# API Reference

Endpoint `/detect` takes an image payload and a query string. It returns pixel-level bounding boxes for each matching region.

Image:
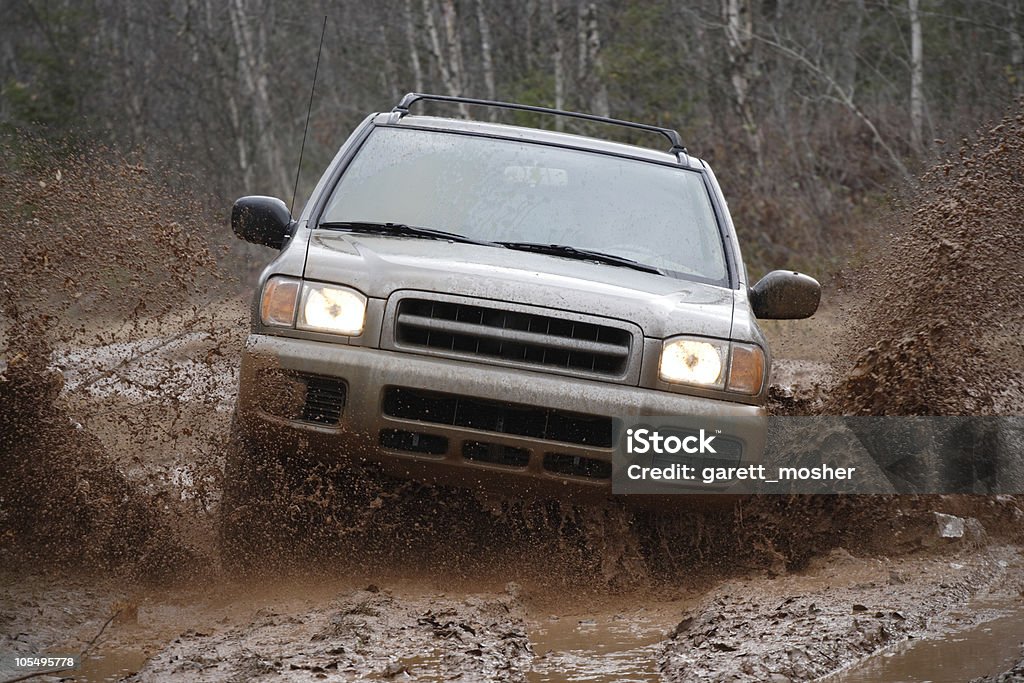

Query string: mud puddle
[525,605,679,682]
[75,650,151,682]
[353,604,676,682]
[33,587,684,683]
[827,597,1024,683]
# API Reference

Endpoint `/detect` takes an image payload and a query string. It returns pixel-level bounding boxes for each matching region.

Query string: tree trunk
[577,2,610,117]
[550,0,566,128]
[404,0,424,93]
[838,0,865,97]
[228,0,290,196]
[422,0,468,116]
[721,0,762,164]
[476,0,497,116]
[379,25,400,101]
[1009,0,1024,95]
[908,0,924,152]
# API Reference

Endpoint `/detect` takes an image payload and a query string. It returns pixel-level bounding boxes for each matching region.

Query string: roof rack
[392,92,688,156]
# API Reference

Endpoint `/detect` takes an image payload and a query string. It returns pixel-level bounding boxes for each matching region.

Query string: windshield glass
[321,127,729,284]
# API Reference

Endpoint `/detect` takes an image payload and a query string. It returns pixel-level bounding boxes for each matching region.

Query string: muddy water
[43,590,683,682]
[526,605,680,682]
[76,650,151,682]
[829,600,1024,683]
[365,608,676,682]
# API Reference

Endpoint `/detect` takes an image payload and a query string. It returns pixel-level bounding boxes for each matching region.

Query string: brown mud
[824,106,1024,417]
[2,104,1024,681]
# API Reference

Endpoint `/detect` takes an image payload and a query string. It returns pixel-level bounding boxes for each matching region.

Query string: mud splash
[0,139,233,580]
[827,103,1024,417]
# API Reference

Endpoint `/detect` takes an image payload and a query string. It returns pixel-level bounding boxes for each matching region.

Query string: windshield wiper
[497,242,666,276]
[318,221,499,247]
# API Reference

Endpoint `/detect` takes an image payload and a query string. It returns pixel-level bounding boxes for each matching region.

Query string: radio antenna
[291,15,328,215]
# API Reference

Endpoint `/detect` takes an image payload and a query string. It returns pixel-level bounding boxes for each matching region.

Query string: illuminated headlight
[658,337,766,395]
[297,282,366,336]
[659,337,727,388]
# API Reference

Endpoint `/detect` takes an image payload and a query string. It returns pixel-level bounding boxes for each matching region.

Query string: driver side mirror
[231,196,293,249]
[750,270,821,319]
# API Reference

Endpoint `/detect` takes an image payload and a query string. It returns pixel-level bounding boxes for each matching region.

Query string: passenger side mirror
[750,270,821,319]
[231,196,293,249]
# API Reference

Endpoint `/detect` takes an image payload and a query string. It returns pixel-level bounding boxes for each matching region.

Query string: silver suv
[224,93,819,509]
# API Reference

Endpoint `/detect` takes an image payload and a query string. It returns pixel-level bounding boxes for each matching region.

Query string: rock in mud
[936,512,966,538]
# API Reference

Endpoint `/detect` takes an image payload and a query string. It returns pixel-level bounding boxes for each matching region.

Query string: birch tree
[404,0,424,93]
[422,0,469,116]
[476,0,497,115]
[721,0,762,164]
[908,0,925,152]
[1009,0,1024,95]
[577,2,610,117]
[550,0,567,127]
[228,0,290,196]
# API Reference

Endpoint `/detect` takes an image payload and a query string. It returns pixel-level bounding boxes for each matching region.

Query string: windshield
[321,127,729,284]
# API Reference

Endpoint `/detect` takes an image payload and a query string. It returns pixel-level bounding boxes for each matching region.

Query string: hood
[303,231,736,339]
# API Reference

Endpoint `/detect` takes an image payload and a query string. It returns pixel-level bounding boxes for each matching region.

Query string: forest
[3,0,1022,274]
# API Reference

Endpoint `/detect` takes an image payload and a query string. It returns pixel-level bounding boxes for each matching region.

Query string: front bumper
[236,334,767,498]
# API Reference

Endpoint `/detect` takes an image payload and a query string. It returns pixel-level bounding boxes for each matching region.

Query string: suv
[223,93,819,518]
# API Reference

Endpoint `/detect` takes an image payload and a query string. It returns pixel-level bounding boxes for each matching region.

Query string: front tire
[218,419,295,576]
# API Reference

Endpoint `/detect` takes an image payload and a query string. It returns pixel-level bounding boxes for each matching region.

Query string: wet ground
[4,538,1024,681]
[2,322,1024,682]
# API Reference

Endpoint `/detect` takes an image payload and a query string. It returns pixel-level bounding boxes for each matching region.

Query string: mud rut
[2,107,1024,681]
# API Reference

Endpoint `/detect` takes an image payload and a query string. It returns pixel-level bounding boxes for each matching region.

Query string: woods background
[2,0,1022,276]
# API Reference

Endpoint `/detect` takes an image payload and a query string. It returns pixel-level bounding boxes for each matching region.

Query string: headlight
[297,282,366,336]
[260,276,300,327]
[659,337,766,394]
[659,337,726,388]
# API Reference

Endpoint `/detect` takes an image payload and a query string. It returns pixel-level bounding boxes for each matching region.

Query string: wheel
[218,418,296,576]
[218,417,386,576]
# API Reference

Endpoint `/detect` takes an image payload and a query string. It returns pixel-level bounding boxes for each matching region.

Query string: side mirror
[231,196,293,249]
[750,270,821,319]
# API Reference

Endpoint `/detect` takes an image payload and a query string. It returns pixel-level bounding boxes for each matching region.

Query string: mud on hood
[303,231,736,340]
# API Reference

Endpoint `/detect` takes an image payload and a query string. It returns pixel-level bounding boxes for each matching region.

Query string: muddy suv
[224,93,819,512]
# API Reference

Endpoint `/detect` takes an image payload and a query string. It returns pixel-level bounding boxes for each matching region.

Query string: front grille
[392,297,633,378]
[300,374,347,425]
[379,429,448,456]
[650,429,743,469]
[543,453,612,479]
[383,387,612,448]
[462,441,531,468]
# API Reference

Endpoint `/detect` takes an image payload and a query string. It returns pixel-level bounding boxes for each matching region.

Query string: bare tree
[1009,0,1024,95]
[476,0,497,114]
[404,0,424,93]
[909,0,925,151]
[577,2,610,117]
[422,0,469,116]
[550,0,567,127]
[228,0,290,196]
[721,0,762,164]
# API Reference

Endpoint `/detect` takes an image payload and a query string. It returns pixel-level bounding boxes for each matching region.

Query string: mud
[2,103,1024,681]
[660,545,1024,681]
[825,105,1024,417]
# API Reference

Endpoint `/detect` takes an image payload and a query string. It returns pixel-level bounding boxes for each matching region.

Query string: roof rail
[392,92,688,156]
